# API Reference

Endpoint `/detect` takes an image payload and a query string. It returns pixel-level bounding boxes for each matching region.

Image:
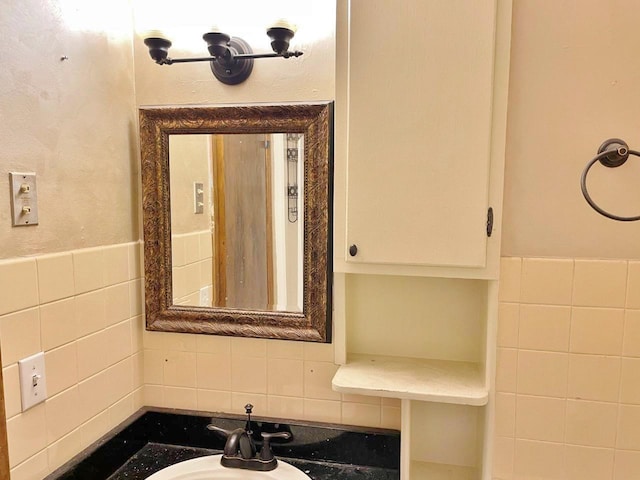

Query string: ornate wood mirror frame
[139,103,333,342]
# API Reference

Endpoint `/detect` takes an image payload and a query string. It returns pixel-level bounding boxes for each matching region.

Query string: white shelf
[332,355,488,406]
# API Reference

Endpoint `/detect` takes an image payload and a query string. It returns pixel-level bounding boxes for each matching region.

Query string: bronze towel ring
[580,138,640,222]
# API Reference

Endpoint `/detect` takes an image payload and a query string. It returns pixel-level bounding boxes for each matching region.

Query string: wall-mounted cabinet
[332,0,512,479]
[334,0,512,280]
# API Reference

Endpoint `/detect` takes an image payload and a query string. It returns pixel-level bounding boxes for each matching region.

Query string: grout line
[613,350,625,461]
[510,257,523,478]
[562,259,577,447]
[624,260,630,309]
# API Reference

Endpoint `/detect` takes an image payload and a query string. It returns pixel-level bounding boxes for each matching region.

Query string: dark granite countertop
[46,408,400,480]
[108,443,399,480]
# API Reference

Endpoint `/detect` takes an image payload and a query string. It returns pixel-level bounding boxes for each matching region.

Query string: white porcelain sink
[146,455,312,480]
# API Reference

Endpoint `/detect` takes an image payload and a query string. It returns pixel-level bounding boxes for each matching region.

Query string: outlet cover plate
[18,352,47,411]
[199,286,211,306]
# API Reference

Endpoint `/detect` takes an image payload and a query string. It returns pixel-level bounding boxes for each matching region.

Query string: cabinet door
[346,0,497,268]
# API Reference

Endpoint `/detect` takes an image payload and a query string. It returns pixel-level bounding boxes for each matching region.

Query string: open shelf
[332,354,488,406]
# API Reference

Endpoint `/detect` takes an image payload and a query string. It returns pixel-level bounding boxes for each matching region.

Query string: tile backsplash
[142,333,401,431]
[0,242,145,480]
[494,257,640,480]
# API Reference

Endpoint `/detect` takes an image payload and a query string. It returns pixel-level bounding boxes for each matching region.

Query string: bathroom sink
[146,455,312,480]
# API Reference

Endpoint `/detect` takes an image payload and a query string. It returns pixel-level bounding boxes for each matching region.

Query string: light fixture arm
[153,51,303,66]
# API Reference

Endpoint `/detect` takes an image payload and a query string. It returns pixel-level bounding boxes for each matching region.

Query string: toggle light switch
[18,352,47,411]
[9,172,39,226]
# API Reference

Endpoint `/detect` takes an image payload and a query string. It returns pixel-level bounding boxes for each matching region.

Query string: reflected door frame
[211,134,275,309]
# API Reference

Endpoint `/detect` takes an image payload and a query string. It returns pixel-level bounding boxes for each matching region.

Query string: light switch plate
[9,172,39,226]
[18,352,47,411]
[194,182,204,214]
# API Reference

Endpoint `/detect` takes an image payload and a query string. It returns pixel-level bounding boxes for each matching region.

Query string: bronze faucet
[207,404,292,472]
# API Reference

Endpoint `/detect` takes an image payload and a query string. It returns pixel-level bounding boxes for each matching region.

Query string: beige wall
[0,0,139,259]
[502,0,640,260]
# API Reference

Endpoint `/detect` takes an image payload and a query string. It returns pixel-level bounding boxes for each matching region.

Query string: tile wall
[172,230,213,306]
[0,242,145,480]
[1,238,400,480]
[142,333,401,431]
[11,250,640,479]
[494,257,640,480]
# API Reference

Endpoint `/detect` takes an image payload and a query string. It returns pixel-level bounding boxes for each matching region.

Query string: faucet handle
[206,424,234,437]
[262,431,292,440]
[259,431,292,462]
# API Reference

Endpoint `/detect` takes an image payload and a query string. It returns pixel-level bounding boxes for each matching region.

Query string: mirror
[169,133,304,313]
[139,103,333,342]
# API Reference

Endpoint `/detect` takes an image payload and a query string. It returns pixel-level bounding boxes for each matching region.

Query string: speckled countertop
[108,443,399,480]
[46,408,400,480]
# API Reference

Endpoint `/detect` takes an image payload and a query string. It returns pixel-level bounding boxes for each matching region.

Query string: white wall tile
[520,258,573,305]
[6,404,47,467]
[1,308,41,367]
[570,307,624,355]
[0,259,38,316]
[40,298,77,351]
[37,253,74,305]
[3,365,21,420]
[72,248,106,295]
[572,260,627,308]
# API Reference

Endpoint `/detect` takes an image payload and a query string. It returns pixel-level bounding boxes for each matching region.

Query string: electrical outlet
[199,286,211,306]
[18,352,47,411]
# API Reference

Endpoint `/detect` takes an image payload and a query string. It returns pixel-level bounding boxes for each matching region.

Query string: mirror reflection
[169,133,304,312]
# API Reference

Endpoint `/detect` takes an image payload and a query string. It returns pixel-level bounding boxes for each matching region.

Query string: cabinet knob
[349,244,358,257]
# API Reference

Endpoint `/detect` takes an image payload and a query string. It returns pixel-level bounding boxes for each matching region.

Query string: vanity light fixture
[143,21,303,85]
